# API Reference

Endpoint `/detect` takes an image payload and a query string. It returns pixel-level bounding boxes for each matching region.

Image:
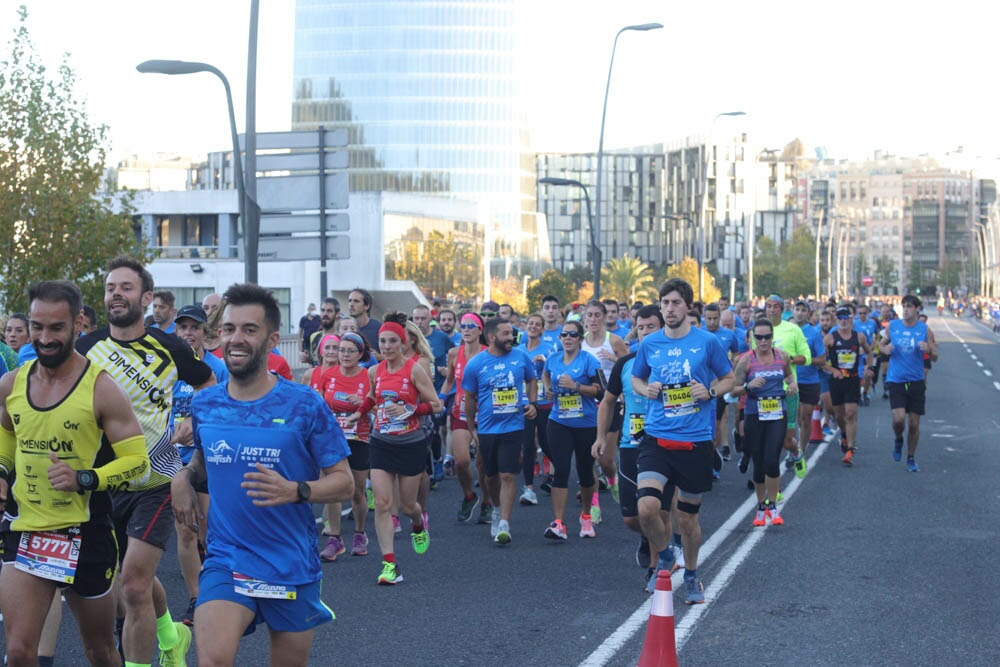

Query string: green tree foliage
[906,261,923,293]
[664,257,721,304]
[873,254,896,293]
[526,269,573,312]
[938,260,962,293]
[384,229,482,300]
[600,255,659,305]
[751,228,822,299]
[0,7,149,314]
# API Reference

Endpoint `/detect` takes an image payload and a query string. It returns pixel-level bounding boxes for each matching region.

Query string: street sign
[259,213,349,235]
[246,129,348,151]
[862,276,874,286]
[256,151,349,172]
[254,235,350,262]
[256,173,348,212]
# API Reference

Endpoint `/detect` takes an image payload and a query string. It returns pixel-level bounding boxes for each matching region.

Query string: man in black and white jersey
[76,256,215,667]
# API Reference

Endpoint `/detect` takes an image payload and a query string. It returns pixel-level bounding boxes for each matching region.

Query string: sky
[7,0,1000,167]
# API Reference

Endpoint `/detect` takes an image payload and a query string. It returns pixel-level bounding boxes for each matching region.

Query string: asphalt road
[6,310,999,665]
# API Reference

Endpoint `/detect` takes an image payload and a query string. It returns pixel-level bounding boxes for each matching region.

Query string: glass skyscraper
[292,0,547,272]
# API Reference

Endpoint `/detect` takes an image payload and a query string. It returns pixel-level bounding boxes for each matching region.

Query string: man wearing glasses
[822,304,874,466]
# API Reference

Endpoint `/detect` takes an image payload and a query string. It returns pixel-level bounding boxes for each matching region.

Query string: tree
[779,227,820,298]
[873,254,896,294]
[752,238,781,298]
[600,254,658,305]
[939,260,962,294]
[664,257,721,303]
[526,269,573,312]
[488,276,528,314]
[565,265,593,289]
[906,261,923,294]
[0,7,151,314]
[576,281,594,304]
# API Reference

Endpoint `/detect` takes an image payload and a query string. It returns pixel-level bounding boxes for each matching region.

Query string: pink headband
[378,322,406,341]
[319,334,340,351]
[460,313,484,329]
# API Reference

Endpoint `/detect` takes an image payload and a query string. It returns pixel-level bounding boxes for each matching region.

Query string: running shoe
[671,542,684,572]
[494,521,511,545]
[609,479,620,504]
[893,439,903,462]
[645,548,676,594]
[539,476,553,494]
[753,502,767,527]
[158,622,191,667]
[579,513,596,538]
[421,512,430,533]
[351,532,368,556]
[457,494,480,523]
[478,504,494,525]
[840,436,849,454]
[366,487,375,511]
[443,456,456,477]
[842,448,854,466]
[712,469,720,481]
[181,597,196,627]
[431,460,445,483]
[392,515,401,534]
[519,487,538,506]
[721,445,731,461]
[411,528,430,555]
[636,535,650,567]
[645,568,656,590]
[822,423,835,436]
[906,457,920,472]
[738,453,750,474]
[377,560,403,585]
[598,475,609,491]
[591,502,602,525]
[793,455,808,479]
[320,535,346,562]
[767,501,784,526]
[490,508,502,538]
[684,576,706,605]
[775,490,784,503]
[882,388,889,400]
[713,448,724,472]
[544,520,568,540]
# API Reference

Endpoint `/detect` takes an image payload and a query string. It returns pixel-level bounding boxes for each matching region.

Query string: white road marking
[985,370,993,377]
[580,437,832,666]
[977,361,984,367]
[931,433,955,438]
[994,382,1000,392]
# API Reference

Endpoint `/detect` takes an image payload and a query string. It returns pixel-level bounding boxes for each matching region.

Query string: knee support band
[676,499,700,515]
[636,486,662,502]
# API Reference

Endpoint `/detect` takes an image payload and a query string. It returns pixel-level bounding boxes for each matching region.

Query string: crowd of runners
[0,255,943,665]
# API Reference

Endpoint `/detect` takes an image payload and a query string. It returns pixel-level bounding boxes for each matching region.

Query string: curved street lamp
[539,177,597,283]
[594,22,663,300]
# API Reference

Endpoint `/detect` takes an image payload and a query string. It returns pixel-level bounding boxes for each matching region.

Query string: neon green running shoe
[411,529,430,555]
[775,490,785,503]
[159,622,191,667]
[591,503,602,525]
[367,487,375,511]
[610,480,620,504]
[377,560,403,585]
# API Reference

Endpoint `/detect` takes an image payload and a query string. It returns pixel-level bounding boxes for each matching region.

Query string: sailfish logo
[206,440,235,464]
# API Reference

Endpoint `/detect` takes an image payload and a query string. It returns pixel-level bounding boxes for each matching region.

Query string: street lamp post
[595,22,662,300]
[539,177,598,291]
[137,59,258,283]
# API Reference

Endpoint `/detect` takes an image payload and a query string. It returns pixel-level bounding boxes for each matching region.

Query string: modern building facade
[290,0,547,274]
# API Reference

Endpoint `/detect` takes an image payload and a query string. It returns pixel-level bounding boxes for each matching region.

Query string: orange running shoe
[842,448,854,466]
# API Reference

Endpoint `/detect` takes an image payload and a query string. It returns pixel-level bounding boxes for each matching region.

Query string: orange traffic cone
[808,406,824,444]
[638,571,679,667]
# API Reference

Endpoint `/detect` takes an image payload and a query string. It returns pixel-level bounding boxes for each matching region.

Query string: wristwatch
[296,481,312,503]
[76,469,98,491]
[709,386,717,398]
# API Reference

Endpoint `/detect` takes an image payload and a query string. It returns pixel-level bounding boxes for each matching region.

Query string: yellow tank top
[5,360,113,531]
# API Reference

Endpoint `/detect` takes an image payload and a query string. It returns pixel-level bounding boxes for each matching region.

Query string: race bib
[15,530,81,584]
[662,382,698,417]
[233,572,297,600]
[336,412,358,438]
[757,396,784,421]
[492,386,518,415]
[377,403,413,434]
[557,393,583,419]
[837,351,857,369]
[628,412,645,446]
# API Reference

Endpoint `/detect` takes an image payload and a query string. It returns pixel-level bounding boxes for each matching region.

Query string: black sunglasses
[559,331,581,338]
[754,333,773,340]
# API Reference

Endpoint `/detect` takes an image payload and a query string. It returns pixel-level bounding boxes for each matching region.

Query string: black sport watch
[296,481,312,503]
[76,469,98,491]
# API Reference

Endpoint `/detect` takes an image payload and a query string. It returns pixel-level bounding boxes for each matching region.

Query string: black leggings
[745,413,785,483]
[546,420,597,489]
[522,407,552,485]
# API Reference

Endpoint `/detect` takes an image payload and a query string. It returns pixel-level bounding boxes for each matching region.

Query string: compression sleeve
[95,434,150,491]
[0,424,14,480]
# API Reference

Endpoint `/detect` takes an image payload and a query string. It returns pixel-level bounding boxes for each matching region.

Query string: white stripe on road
[580,437,832,666]
[977,361,984,367]
[985,370,993,377]
[994,382,1000,392]
[971,354,978,360]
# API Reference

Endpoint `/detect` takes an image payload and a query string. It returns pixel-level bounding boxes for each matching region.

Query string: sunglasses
[836,315,851,320]
[459,323,480,330]
[754,334,773,340]
[480,312,497,318]
[560,331,581,338]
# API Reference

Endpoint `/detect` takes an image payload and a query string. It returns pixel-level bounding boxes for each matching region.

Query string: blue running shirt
[517,339,560,407]
[607,353,644,450]
[545,350,601,427]
[885,320,928,383]
[461,348,536,434]
[631,328,731,442]
[192,379,350,585]
[797,323,826,385]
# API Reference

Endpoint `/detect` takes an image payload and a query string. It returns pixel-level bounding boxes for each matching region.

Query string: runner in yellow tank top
[0,280,148,667]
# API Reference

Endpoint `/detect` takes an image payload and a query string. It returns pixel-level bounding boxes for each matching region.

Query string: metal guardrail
[276,336,308,371]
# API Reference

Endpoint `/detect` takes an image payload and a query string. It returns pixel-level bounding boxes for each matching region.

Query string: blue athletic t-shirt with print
[607,353,644,450]
[517,338,560,407]
[545,350,601,428]
[797,323,826,385]
[461,348,535,434]
[631,327,731,442]
[192,378,350,586]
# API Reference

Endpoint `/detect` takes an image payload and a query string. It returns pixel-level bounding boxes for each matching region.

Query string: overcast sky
[9,0,1000,167]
